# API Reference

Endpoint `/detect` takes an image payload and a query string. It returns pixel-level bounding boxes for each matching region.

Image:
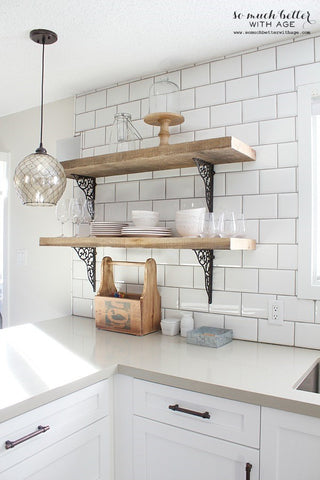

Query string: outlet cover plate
[268,300,284,325]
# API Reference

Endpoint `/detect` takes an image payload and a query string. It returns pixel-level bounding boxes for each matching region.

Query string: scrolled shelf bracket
[73,247,97,292]
[193,249,214,304]
[72,174,96,220]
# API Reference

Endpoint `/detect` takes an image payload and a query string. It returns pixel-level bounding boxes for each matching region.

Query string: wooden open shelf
[39,236,256,250]
[61,136,255,178]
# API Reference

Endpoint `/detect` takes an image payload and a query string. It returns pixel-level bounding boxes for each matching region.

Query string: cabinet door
[0,417,111,480]
[261,407,320,480]
[133,416,259,480]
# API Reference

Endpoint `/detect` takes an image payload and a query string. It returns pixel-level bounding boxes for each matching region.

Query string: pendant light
[14,29,66,206]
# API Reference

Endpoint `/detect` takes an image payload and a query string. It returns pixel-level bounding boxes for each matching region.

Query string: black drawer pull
[168,403,211,419]
[5,425,50,449]
[245,462,252,480]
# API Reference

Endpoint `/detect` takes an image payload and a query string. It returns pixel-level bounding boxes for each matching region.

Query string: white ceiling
[1,0,320,117]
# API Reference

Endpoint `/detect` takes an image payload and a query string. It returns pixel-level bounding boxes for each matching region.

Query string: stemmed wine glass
[56,199,70,237]
[69,198,84,237]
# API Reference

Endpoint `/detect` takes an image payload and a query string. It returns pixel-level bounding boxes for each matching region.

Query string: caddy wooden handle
[107,261,145,267]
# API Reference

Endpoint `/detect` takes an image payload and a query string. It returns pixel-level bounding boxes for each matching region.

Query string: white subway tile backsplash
[243,96,276,123]
[180,288,208,312]
[196,83,225,108]
[259,269,295,295]
[211,56,241,82]
[140,178,165,200]
[242,48,276,75]
[260,219,295,244]
[258,319,294,345]
[166,176,194,199]
[153,199,179,221]
[181,107,210,131]
[277,92,297,118]
[165,265,193,288]
[84,128,105,148]
[243,244,277,269]
[260,168,296,194]
[278,296,314,323]
[86,91,106,111]
[116,181,139,202]
[226,76,258,101]
[242,293,276,318]
[107,84,129,106]
[182,64,209,89]
[226,123,259,145]
[210,291,241,315]
[295,62,320,86]
[278,193,298,218]
[295,323,320,349]
[194,312,224,329]
[226,171,259,195]
[259,68,294,96]
[277,39,314,68]
[243,194,277,219]
[75,111,95,132]
[278,245,298,270]
[211,102,242,127]
[278,142,298,167]
[73,35,320,347]
[243,144,277,171]
[225,316,257,341]
[260,118,295,144]
[225,268,258,292]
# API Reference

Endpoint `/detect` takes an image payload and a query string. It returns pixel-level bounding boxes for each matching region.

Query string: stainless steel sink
[297,361,320,393]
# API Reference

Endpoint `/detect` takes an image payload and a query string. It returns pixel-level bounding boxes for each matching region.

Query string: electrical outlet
[268,300,284,325]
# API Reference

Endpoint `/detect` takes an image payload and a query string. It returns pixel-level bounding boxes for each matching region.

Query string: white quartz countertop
[1,315,320,423]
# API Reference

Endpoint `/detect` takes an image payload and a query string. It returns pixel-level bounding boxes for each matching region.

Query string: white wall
[0,97,74,326]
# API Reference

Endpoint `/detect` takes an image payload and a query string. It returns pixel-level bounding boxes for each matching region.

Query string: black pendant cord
[36,40,46,154]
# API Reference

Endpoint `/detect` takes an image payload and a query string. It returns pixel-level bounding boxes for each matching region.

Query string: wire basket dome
[149,79,180,114]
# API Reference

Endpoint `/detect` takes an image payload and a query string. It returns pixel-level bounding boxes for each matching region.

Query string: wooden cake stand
[144,112,184,146]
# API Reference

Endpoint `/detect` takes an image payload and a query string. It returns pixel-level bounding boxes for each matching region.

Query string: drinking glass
[69,198,84,236]
[201,213,221,238]
[220,212,236,238]
[234,213,246,238]
[56,199,70,237]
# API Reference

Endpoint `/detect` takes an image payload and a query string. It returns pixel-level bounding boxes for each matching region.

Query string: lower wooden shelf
[39,236,256,250]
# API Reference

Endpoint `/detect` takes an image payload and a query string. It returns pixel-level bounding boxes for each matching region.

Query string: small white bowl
[161,318,180,336]
[132,210,160,227]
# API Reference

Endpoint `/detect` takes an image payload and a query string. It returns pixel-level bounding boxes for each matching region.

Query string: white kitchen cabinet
[115,375,259,480]
[133,416,259,480]
[0,417,110,480]
[261,407,320,480]
[0,379,112,480]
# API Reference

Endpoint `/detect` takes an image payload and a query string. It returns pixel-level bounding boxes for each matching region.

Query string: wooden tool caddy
[95,256,161,335]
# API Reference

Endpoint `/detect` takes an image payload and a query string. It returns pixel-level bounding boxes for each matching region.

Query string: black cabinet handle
[245,463,252,480]
[168,403,211,419]
[5,425,50,449]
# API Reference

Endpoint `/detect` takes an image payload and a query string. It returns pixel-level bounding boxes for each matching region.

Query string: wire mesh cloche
[108,113,142,153]
[144,79,184,146]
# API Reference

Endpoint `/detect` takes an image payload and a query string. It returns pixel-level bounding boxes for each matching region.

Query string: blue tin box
[186,326,233,348]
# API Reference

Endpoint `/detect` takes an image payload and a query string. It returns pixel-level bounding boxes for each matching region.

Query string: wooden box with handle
[95,256,161,335]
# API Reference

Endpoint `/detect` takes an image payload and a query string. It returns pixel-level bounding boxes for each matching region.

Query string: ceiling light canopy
[14,29,66,206]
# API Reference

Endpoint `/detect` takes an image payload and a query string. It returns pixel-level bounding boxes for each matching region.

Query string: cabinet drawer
[133,379,260,448]
[0,378,111,473]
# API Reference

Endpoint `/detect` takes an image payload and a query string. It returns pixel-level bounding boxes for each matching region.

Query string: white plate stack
[90,221,128,237]
[121,226,171,237]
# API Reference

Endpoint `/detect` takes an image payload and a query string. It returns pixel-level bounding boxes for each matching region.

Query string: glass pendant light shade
[108,113,142,153]
[14,29,66,206]
[14,152,66,206]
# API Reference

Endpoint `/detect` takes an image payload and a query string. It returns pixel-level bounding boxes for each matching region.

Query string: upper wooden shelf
[39,236,256,250]
[61,136,256,178]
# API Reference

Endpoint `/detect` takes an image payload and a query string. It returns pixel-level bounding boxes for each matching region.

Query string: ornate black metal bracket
[73,247,96,292]
[72,175,96,220]
[193,158,215,212]
[193,158,216,304]
[193,249,215,304]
